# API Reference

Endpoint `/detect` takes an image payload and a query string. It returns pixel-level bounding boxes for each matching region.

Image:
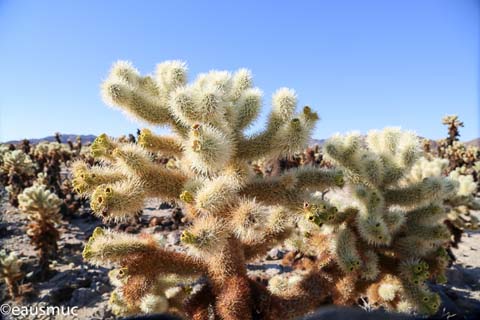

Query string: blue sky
[0,0,478,142]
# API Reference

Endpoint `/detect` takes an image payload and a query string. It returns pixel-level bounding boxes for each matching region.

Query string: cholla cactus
[75,60,344,319]
[32,141,72,187]
[437,115,479,177]
[441,115,463,145]
[29,141,86,216]
[18,183,62,277]
[0,250,23,298]
[2,150,36,206]
[302,128,457,315]
[408,156,480,247]
[445,170,480,245]
[0,144,11,186]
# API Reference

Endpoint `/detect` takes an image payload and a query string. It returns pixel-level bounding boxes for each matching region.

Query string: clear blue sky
[0,0,478,142]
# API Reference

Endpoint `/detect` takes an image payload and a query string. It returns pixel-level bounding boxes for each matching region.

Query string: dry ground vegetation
[0,63,478,320]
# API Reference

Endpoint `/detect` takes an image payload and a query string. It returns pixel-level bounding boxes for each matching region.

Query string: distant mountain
[309,138,326,146]
[466,138,480,147]
[3,134,97,145]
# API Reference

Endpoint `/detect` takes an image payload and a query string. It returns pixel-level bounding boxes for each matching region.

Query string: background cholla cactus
[0,144,11,186]
[19,139,31,154]
[445,170,480,243]
[1,149,36,206]
[27,139,87,217]
[31,141,72,194]
[296,128,457,315]
[75,60,347,319]
[441,115,463,146]
[419,115,480,247]
[0,250,23,299]
[435,115,479,179]
[407,156,480,248]
[18,182,62,278]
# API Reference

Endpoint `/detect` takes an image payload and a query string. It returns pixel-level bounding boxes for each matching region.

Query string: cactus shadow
[247,263,293,273]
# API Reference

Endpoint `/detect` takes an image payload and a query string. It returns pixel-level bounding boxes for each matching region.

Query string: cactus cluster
[71,60,466,319]
[0,250,23,299]
[32,141,72,193]
[1,149,36,206]
[1,137,89,216]
[436,115,479,179]
[75,60,348,319]
[422,115,480,245]
[286,128,456,315]
[18,182,62,278]
[410,157,480,246]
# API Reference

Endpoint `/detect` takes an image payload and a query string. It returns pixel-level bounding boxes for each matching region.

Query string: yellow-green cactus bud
[91,133,117,159]
[399,259,430,285]
[180,190,194,203]
[303,201,338,227]
[180,230,196,245]
[302,105,319,122]
[83,227,106,260]
[137,128,154,147]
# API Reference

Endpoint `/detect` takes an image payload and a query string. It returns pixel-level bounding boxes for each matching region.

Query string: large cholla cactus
[18,183,62,277]
[305,128,457,315]
[1,150,36,206]
[74,60,344,319]
[0,250,23,298]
